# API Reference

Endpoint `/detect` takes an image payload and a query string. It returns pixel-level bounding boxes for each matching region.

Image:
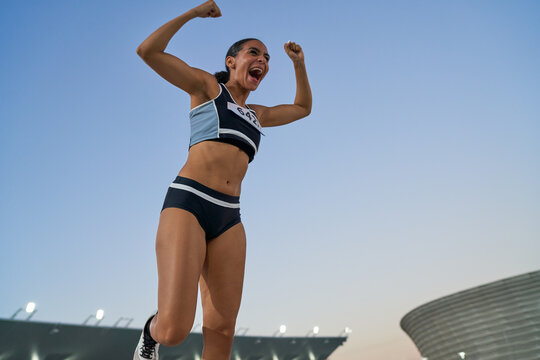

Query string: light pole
[305,325,320,337]
[10,302,37,320]
[26,302,37,320]
[338,326,352,337]
[83,309,105,326]
[272,324,287,336]
[113,317,134,327]
[235,327,249,335]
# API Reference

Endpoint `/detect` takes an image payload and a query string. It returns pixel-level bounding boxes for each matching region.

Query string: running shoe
[134,313,160,360]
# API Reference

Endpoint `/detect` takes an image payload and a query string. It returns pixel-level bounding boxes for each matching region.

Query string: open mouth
[248,67,263,82]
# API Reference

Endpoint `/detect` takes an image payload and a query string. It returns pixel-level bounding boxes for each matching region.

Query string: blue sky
[1,1,539,359]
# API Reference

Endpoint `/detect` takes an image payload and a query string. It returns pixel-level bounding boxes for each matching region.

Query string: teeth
[250,68,263,74]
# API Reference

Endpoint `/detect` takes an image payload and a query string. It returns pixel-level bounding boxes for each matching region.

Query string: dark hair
[214,38,261,83]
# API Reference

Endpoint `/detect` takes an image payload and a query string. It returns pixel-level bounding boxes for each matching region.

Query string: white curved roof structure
[401,270,540,360]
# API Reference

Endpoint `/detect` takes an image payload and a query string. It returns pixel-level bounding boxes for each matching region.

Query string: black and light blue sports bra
[189,83,264,162]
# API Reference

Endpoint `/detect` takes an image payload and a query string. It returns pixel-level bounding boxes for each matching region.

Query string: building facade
[401,270,540,360]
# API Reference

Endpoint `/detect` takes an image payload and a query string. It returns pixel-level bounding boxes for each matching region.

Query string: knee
[155,321,192,347]
[203,319,236,340]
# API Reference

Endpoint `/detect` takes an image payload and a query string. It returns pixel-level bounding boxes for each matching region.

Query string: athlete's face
[227,40,269,91]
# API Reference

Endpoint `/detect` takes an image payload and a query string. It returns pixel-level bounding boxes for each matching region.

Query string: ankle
[144,314,157,343]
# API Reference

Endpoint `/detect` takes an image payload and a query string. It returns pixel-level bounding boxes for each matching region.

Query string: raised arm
[250,41,312,127]
[136,1,221,99]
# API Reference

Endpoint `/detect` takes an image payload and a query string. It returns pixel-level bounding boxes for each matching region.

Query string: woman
[134,1,311,359]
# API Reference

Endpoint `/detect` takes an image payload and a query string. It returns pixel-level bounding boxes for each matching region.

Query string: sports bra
[189,83,264,163]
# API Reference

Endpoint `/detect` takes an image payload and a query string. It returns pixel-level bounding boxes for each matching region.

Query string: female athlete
[134,1,311,359]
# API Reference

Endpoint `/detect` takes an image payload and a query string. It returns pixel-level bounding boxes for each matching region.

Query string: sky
[1,0,539,359]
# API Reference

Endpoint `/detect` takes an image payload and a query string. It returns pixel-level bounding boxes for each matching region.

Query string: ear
[225,56,236,70]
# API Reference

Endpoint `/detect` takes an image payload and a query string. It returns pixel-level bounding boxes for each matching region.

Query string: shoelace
[140,331,157,359]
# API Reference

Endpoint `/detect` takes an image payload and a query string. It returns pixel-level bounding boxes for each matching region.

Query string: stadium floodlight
[11,302,38,320]
[272,324,287,336]
[25,302,38,321]
[305,325,320,336]
[26,302,36,313]
[83,309,105,326]
[95,309,105,325]
[338,326,353,337]
[458,352,466,359]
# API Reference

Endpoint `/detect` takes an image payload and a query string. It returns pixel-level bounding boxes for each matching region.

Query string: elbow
[303,104,312,118]
[136,46,147,58]
[294,103,311,118]
[136,45,155,59]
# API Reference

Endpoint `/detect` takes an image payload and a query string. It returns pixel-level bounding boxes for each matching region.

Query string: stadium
[400,270,540,360]
[0,317,347,360]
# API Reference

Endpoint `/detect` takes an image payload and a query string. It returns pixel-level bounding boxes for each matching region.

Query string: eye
[250,49,257,55]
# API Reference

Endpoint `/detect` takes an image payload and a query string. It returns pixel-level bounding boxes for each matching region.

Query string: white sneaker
[134,314,160,360]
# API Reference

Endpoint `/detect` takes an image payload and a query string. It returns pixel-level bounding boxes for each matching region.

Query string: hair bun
[214,70,229,83]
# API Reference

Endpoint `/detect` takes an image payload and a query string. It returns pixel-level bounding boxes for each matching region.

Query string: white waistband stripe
[169,183,240,209]
[218,128,258,154]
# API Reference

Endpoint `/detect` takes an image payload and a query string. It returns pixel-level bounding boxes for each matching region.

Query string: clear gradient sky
[1,1,539,359]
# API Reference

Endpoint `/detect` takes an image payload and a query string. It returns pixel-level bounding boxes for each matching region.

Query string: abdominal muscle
[178,141,250,196]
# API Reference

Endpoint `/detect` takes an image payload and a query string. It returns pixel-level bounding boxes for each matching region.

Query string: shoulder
[247,103,268,118]
[247,103,274,127]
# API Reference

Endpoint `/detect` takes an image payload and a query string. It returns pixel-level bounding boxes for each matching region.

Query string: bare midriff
[178,141,250,196]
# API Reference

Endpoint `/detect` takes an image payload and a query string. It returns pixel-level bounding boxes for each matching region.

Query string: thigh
[155,207,207,331]
[200,222,247,329]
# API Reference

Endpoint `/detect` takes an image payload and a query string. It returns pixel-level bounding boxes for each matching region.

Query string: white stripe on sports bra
[218,128,258,155]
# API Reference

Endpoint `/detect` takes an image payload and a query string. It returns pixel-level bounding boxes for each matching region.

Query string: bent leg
[149,207,207,346]
[200,222,247,360]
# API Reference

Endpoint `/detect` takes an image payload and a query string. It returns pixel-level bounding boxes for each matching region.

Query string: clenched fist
[284,41,304,63]
[192,0,222,18]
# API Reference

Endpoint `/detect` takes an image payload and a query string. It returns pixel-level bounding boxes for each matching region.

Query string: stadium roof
[0,319,347,360]
[401,270,540,360]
